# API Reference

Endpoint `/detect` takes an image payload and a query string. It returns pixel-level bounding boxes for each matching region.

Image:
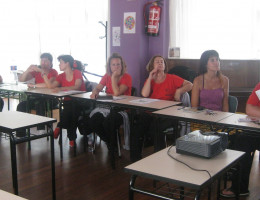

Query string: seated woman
[46,55,86,147]
[131,55,193,162]
[89,53,132,149]
[16,53,58,136]
[191,50,229,111]
[221,82,260,198]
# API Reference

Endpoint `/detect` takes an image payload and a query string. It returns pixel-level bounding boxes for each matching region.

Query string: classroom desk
[0,111,56,199]
[70,93,181,167]
[25,88,86,159]
[217,113,260,136]
[71,92,181,111]
[0,83,28,110]
[125,146,245,200]
[0,189,28,200]
[153,106,235,126]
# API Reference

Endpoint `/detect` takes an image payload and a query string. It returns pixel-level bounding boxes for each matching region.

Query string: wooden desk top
[125,147,245,189]
[71,92,181,111]
[153,106,234,123]
[218,113,260,131]
[0,189,28,200]
[0,111,56,132]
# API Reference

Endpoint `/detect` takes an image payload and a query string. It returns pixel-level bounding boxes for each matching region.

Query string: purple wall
[110,0,169,95]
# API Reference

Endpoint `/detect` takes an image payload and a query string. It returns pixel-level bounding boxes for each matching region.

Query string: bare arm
[90,83,105,99]
[246,103,260,118]
[141,69,157,97]
[111,72,129,96]
[222,76,229,112]
[19,65,35,82]
[174,80,193,101]
[54,79,83,91]
[191,77,200,108]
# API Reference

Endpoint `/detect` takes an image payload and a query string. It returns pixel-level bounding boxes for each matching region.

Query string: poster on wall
[112,27,121,46]
[123,12,136,34]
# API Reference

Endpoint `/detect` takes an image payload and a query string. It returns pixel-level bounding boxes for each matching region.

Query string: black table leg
[9,133,18,195]
[49,126,56,200]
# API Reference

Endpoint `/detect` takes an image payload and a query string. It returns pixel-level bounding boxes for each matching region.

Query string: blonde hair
[146,55,168,73]
[106,53,127,76]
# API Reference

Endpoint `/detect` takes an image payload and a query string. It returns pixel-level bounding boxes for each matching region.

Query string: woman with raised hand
[131,55,193,162]
[89,53,132,149]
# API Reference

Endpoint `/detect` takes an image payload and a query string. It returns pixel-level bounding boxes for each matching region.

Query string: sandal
[220,188,249,198]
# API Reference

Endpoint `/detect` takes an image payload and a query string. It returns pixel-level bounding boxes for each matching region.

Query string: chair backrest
[84,81,98,92]
[131,87,136,96]
[168,65,197,83]
[228,95,238,113]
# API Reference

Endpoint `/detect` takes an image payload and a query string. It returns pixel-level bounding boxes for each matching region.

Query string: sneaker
[53,127,60,139]
[220,188,249,198]
[69,140,75,147]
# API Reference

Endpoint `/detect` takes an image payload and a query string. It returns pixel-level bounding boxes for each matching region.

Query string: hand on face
[149,68,159,80]
[110,58,122,78]
[28,65,41,73]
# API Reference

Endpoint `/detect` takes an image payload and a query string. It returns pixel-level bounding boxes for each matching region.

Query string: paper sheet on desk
[238,116,260,123]
[129,98,160,104]
[97,96,126,102]
[58,90,84,95]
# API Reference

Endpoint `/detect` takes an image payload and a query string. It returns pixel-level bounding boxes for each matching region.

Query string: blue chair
[228,95,238,113]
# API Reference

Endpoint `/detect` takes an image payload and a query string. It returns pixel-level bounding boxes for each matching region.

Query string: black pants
[89,111,123,145]
[57,100,82,141]
[130,112,175,162]
[0,98,3,112]
[231,133,260,193]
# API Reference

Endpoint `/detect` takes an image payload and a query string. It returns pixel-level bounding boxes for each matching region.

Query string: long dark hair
[57,55,83,71]
[199,50,219,75]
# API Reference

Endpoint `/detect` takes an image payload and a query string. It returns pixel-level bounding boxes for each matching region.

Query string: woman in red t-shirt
[45,55,86,147]
[131,55,193,162]
[89,53,132,149]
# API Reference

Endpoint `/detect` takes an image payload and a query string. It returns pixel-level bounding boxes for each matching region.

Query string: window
[169,0,260,59]
[0,0,108,83]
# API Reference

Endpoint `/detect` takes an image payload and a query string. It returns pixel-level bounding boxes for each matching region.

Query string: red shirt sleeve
[247,82,260,106]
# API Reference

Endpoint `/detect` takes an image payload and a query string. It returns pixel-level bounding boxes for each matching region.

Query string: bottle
[10,65,18,84]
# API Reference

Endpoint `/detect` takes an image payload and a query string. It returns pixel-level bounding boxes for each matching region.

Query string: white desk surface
[71,92,181,110]
[0,189,28,200]
[0,111,56,131]
[0,83,28,92]
[25,88,85,97]
[218,113,260,130]
[153,106,234,123]
[125,147,244,189]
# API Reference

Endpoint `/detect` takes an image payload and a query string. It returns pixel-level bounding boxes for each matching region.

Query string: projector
[176,130,228,158]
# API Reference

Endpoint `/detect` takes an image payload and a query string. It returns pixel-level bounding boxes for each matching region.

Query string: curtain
[0,0,108,82]
[169,0,260,59]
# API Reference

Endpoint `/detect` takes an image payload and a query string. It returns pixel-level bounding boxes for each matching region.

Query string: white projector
[176,130,228,158]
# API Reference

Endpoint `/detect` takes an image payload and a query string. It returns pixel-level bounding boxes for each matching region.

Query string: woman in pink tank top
[191,50,229,111]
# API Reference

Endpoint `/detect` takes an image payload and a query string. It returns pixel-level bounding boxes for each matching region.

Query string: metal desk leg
[49,126,56,200]
[194,190,201,200]
[129,175,137,200]
[9,134,18,195]
[58,100,63,160]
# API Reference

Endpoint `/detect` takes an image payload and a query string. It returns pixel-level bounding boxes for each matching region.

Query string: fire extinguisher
[144,0,162,36]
